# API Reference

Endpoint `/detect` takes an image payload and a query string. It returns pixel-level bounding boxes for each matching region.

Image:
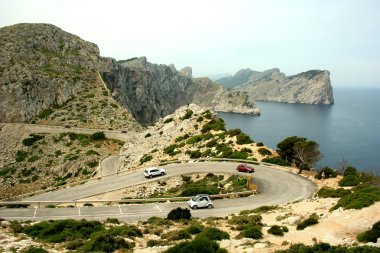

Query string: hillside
[216,68,334,105]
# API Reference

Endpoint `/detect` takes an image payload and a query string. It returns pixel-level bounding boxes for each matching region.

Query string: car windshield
[144,170,148,173]
[191,195,201,201]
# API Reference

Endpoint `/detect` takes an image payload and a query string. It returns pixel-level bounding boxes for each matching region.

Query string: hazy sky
[1,0,380,87]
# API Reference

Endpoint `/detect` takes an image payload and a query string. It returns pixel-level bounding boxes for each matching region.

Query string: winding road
[0,162,316,221]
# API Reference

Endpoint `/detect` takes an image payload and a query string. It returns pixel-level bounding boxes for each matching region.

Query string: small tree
[293,140,322,174]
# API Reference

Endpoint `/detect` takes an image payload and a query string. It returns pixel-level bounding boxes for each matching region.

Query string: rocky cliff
[100,57,259,125]
[217,68,334,105]
[0,23,100,122]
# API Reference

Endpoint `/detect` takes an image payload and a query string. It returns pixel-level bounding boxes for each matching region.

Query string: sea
[218,88,380,173]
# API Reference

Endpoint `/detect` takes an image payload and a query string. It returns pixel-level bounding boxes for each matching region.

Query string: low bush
[331,186,380,210]
[258,148,272,156]
[79,232,134,252]
[240,205,278,215]
[189,150,202,159]
[236,132,254,144]
[144,216,173,227]
[314,167,338,180]
[181,186,219,196]
[240,226,263,239]
[164,237,227,253]
[175,134,189,142]
[140,154,153,164]
[90,131,105,141]
[201,119,226,133]
[23,246,49,253]
[22,134,44,146]
[228,215,262,228]
[226,129,242,136]
[161,229,191,241]
[276,243,380,253]
[268,225,288,236]
[181,109,193,120]
[261,156,291,166]
[38,108,54,119]
[317,187,351,198]
[344,166,358,176]
[167,207,191,221]
[196,227,230,240]
[23,219,104,243]
[147,239,166,247]
[145,133,151,138]
[256,142,264,146]
[296,214,319,230]
[10,221,23,234]
[109,225,142,238]
[16,150,28,162]
[105,218,119,224]
[186,135,203,144]
[186,223,204,235]
[229,151,249,159]
[357,220,380,243]
[163,117,173,123]
[339,174,360,186]
[196,116,204,122]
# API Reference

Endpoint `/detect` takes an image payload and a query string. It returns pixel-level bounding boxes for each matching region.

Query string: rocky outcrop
[216,68,259,89]
[217,68,334,105]
[100,57,259,125]
[0,23,100,122]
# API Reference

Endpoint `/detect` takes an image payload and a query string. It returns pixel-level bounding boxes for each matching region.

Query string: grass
[239,205,278,215]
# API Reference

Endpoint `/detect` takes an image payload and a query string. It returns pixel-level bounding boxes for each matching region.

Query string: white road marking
[33,207,38,218]
[78,207,81,216]
[154,203,163,212]
[119,205,123,214]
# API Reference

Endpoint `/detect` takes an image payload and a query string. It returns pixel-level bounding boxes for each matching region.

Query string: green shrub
[79,232,134,252]
[339,175,360,186]
[175,134,189,142]
[145,133,151,138]
[226,129,242,136]
[331,186,380,210]
[344,166,358,176]
[196,227,230,240]
[181,109,193,120]
[22,134,44,146]
[145,216,173,226]
[164,117,173,123]
[105,218,119,224]
[23,246,49,253]
[147,239,166,247]
[317,187,351,198]
[228,215,262,227]
[90,131,105,141]
[38,108,54,119]
[186,135,203,144]
[296,214,319,230]
[181,186,219,196]
[162,229,191,241]
[164,237,227,253]
[206,139,218,148]
[45,204,56,208]
[28,155,40,162]
[83,203,93,207]
[167,207,191,221]
[261,156,291,166]
[268,225,288,236]
[140,154,153,164]
[258,148,272,156]
[241,147,252,153]
[189,150,202,159]
[86,161,98,168]
[196,116,204,122]
[315,167,338,179]
[15,150,28,162]
[275,243,380,253]
[241,226,263,239]
[10,221,23,234]
[186,223,204,235]
[256,142,264,146]
[23,219,104,243]
[108,225,142,238]
[102,91,109,96]
[85,150,100,156]
[0,166,16,178]
[164,144,178,155]
[201,119,226,133]
[229,151,249,159]
[357,220,380,243]
[236,133,253,144]
[239,205,278,215]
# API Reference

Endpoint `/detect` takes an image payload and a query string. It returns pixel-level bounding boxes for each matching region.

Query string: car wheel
[149,175,152,178]
[192,205,198,210]
[207,204,213,209]
[161,172,165,176]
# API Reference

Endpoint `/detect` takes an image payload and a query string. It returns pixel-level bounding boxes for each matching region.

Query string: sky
[1,0,380,87]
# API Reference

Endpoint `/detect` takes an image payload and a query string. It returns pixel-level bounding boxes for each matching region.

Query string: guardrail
[0,190,256,208]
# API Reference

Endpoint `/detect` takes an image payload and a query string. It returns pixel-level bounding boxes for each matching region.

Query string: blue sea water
[218,88,380,173]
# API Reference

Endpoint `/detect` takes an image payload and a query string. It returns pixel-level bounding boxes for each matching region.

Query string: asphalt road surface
[0,162,316,221]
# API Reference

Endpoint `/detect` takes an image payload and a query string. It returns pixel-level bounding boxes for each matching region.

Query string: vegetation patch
[296,214,319,230]
[22,134,45,146]
[331,186,380,211]
[258,147,272,156]
[164,236,227,253]
[140,154,153,164]
[196,227,230,240]
[314,167,338,179]
[261,156,291,166]
[357,220,380,243]
[317,187,351,198]
[181,109,193,120]
[239,205,278,215]
[201,119,226,133]
[167,207,191,221]
[268,225,288,236]
[275,243,380,253]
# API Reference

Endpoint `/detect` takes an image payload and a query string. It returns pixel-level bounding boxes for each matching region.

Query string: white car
[187,194,213,209]
[144,167,166,178]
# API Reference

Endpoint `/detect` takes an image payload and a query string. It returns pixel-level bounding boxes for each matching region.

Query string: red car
[236,164,255,173]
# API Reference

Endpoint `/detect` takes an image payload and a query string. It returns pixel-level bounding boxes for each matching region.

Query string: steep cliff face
[100,58,259,125]
[216,68,258,89]
[217,68,334,105]
[0,23,100,122]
